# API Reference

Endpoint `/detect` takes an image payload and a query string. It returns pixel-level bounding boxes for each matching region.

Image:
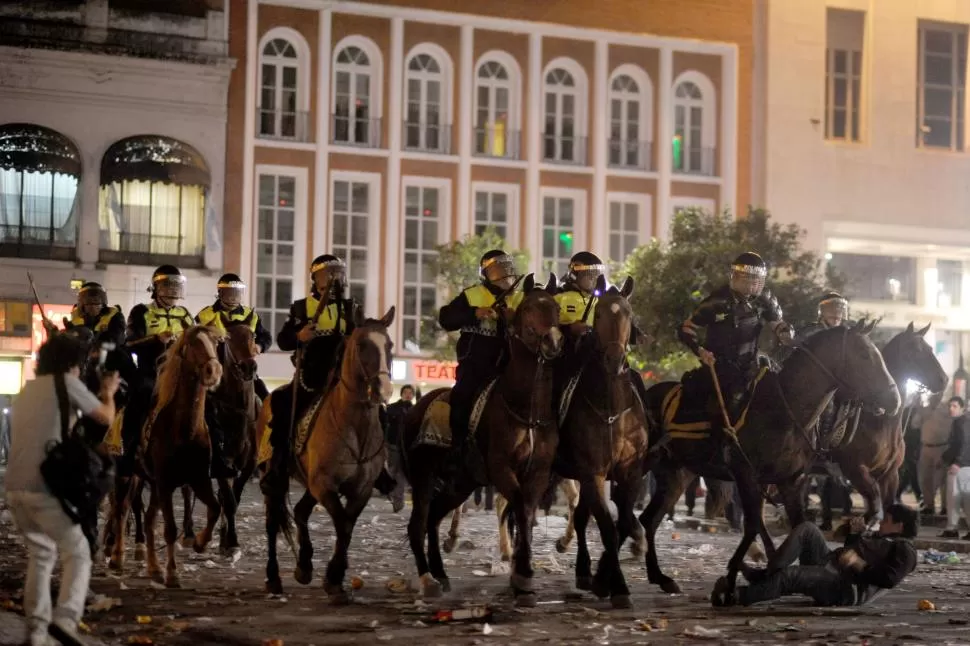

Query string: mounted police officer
[65,282,126,347]
[678,252,793,439]
[439,249,520,450]
[123,266,235,478]
[797,291,850,343]
[196,273,273,401]
[261,254,361,488]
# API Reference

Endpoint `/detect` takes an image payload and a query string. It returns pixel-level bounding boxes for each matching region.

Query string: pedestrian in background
[385,384,415,512]
[940,396,970,539]
[5,333,119,646]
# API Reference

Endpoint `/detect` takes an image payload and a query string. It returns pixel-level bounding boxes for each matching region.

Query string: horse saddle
[663,367,769,440]
[819,401,862,451]
[414,379,499,449]
[293,391,327,457]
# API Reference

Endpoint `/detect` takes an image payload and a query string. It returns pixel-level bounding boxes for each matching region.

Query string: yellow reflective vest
[142,304,193,337]
[197,305,260,333]
[556,289,596,325]
[70,305,121,333]
[306,295,347,335]
[461,284,523,336]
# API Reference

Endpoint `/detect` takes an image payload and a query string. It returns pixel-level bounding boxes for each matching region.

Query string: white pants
[946,467,970,531]
[6,490,91,640]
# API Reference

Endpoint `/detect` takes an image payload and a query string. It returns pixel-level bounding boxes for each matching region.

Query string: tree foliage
[416,228,530,361]
[617,207,845,376]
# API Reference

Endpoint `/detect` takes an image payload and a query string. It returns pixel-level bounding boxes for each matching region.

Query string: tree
[416,228,530,361]
[617,207,845,380]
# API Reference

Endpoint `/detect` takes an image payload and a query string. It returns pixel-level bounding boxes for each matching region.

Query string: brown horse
[140,325,225,588]
[180,312,263,555]
[556,275,649,608]
[402,274,562,606]
[639,321,900,603]
[262,308,395,603]
[821,322,947,527]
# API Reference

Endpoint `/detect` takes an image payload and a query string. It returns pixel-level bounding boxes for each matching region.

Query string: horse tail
[266,490,298,561]
[540,473,562,514]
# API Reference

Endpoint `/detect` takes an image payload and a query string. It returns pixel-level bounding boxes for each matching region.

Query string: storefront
[390,358,457,400]
[0,299,73,394]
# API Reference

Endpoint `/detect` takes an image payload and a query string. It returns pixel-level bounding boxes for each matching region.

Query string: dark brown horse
[556,275,649,609]
[181,312,263,555]
[639,321,900,603]
[820,322,947,527]
[261,308,395,603]
[141,325,225,587]
[402,274,562,607]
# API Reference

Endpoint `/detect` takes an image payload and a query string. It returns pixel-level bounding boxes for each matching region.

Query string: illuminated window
[543,59,588,164]
[672,71,716,176]
[474,53,521,159]
[917,21,968,150]
[333,38,382,147]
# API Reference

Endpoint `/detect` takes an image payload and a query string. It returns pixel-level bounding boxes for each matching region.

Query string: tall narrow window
[404,49,450,153]
[333,44,377,146]
[825,8,865,142]
[672,81,710,175]
[544,64,587,164]
[608,201,640,262]
[474,190,509,240]
[918,21,968,150]
[259,38,303,140]
[609,75,644,168]
[255,174,296,343]
[542,195,575,277]
[475,58,519,158]
[331,179,370,305]
[402,185,441,349]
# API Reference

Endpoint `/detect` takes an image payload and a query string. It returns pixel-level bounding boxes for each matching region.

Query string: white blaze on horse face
[610,302,621,314]
[367,330,393,401]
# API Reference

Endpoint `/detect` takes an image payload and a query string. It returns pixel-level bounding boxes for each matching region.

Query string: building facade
[756,0,970,376]
[226,0,754,386]
[0,0,233,394]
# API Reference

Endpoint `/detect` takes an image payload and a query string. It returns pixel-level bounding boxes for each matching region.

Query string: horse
[262,308,395,603]
[555,276,649,608]
[819,322,948,527]
[402,274,562,606]
[638,321,900,603]
[178,312,263,555]
[139,325,225,588]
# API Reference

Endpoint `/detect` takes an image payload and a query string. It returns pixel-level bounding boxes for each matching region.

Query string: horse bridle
[340,331,391,405]
[793,326,896,404]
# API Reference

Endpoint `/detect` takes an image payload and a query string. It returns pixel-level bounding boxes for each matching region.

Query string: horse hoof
[439,577,452,593]
[576,576,593,591]
[133,544,147,562]
[629,540,646,558]
[659,579,682,595]
[265,578,284,595]
[181,535,195,549]
[611,594,633,610]
[501,553,511,563]
[510,573,534,594]
[443,537,457,554]
[591,580,610,600]
[324,583,351,605]
[555,538,569,553]
[514,592,538,608]
[294,566,313,586]
[108,558,124,573]
[420,573,442,598]
[164,575,181,589]
[192,538,209,555]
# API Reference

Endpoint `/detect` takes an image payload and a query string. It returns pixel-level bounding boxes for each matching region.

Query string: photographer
[6,333,119,646]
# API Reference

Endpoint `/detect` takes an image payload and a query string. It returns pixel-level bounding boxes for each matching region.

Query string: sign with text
[31,304,74,353]
[412,360,458,383]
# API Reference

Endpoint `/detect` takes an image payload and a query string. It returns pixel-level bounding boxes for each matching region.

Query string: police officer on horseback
[261,254,361,488]
[65,282,126,347]
[439,249,520,450]
[797,291,851,343]
[678,252,793,437]
[196,273,273,401]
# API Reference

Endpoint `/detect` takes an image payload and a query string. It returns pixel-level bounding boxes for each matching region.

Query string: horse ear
[595,274,607,294]
[850,318,864,333]
[380,305,396,328]
[863,319,877,336]
[523,273,535,293]
[620,275,634,299]
[906,321,915,334]
[244,309,255,326]
[917,322,931,337]
[546,272,558,295]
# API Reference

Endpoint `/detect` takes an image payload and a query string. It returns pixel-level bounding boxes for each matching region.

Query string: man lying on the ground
[711,504,918,607]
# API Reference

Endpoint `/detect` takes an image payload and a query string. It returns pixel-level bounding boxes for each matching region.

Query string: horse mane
[154,326,222,410]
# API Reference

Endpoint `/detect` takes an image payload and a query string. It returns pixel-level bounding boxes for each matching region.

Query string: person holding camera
[6,333,120,646]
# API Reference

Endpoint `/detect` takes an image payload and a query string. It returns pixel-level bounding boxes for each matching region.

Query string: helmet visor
[311,261,346,294]
[571,263,607,292]
[730,264,766,297]
[154,274,186,300]
[218,281,245,308]
[78,287,106,310]
[819,296,848,324]
[483,255,518,290]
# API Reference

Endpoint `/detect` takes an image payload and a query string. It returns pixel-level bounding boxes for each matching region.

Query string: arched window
[543,59,588,164]
[0,123,80,260]
[258,33,309,140]
[474,51,522,159]
[672,71,716,176]
[404,45,452,153]
[332,37,382,147]
[608,65,653,170]
[99,136,210,267]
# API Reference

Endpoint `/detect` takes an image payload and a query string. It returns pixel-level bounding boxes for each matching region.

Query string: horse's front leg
[293,489,316,585]
[585,475,632,608]
[319,490,368,605]
[713,463,766,607]
[638,468,691,594]
[839,460,883,524]
[442,503,462,554]
[556,479,580,553]
[217,477,240,556]
[496,494,513,561]
[144,484,163,584]
[190,477,222,554]
[108,476,132,571]
[509,486,538,607]
[181,485,196,548]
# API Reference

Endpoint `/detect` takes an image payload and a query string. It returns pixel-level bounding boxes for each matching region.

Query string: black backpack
[40,373,115,546]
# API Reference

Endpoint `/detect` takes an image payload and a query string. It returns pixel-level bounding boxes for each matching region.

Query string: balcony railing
[0,224,76,261]
[608,139,653,171]
[257,109,311,142]
[331,115,382,148]
[99,233,203,268]
[673,145,717,177]
[543,135,588,165]
[473,125,521,160]
[403,121,452,154]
